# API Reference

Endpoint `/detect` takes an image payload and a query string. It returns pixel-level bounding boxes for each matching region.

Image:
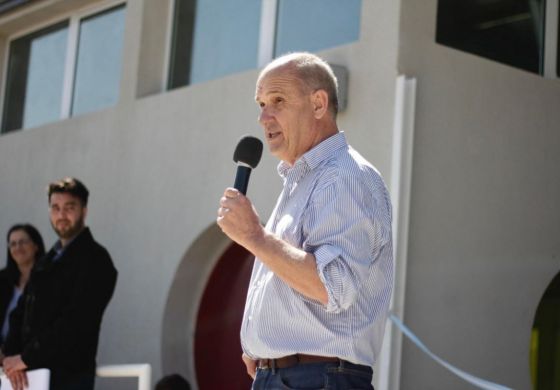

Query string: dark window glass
[274,0,361,56]
[168,0,196,89]
[1,21,68,133]
[436,0,546,74]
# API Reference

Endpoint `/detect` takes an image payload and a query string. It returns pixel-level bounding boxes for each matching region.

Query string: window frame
[543,0,559,77]
[435,0,559,78]
[165,0,195,89]
[0,0,126,133]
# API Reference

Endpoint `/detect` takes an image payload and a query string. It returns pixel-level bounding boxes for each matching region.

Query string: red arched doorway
[194,242,254,389]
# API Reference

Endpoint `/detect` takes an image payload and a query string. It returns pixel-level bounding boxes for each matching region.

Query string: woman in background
[0,224,45,348]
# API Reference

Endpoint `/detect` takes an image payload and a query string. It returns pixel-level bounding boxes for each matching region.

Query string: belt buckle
[259,359,275,369]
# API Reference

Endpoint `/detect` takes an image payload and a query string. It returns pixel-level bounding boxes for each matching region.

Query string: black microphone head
[233,135,263,168]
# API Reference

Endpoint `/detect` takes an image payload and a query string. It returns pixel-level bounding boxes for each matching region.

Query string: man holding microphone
[217,52,393,389]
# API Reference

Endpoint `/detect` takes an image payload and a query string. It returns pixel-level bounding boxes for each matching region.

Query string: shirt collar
[52,240,65,261]
[52,227,85,261]
[277,131,347,179]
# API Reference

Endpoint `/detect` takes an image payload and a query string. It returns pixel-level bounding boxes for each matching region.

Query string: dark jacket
[3,227,117,385]
[0,269,17,345]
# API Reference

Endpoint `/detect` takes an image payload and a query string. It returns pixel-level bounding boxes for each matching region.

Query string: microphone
[233,135,263,195]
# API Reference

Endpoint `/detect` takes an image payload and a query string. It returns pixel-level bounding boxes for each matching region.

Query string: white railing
[96,364,152,390]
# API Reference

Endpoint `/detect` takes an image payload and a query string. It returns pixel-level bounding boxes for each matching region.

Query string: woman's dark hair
[5,224,45,285]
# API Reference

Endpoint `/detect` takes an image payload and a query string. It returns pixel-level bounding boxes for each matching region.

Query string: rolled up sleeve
[303,175,391,313]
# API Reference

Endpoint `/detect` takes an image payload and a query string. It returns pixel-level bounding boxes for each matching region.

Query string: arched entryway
[161,224,254,389]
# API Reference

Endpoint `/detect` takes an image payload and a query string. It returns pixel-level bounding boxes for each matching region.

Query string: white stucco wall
[398,1,560,389]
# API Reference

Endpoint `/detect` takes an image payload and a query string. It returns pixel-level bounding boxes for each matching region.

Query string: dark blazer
[3,227,117,387]
[0,268,17,345]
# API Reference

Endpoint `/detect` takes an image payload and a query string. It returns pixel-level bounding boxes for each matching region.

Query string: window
[2,22,68,132]
[71,6,126,116]
[168,0,362,89]
[436,0,546,74]
[1,3,126,134]
[274,0,361,56]
[168,0,262,88]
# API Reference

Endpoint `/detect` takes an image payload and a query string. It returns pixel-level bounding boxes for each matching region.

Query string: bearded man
[2,177,117,390]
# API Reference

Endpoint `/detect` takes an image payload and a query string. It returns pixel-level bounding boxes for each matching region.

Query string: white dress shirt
[241,132,394,367]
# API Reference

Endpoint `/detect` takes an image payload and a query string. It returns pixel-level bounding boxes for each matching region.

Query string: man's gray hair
[260,52,339,118]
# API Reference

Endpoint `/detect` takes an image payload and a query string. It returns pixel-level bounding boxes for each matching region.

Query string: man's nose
[258,108,273,125]
[52,208,67,217]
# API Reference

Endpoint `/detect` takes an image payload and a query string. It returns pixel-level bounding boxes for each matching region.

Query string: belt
[258,354,340,369]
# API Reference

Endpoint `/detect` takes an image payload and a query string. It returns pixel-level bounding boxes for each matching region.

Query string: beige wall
[398,1,560,389]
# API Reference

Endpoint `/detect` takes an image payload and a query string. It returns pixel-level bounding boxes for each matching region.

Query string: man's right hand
[3,355,29,390]
[242,353,257,379]
[217,188,264,251]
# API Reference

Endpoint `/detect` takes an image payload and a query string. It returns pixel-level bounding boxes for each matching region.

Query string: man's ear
[311,89,329,119]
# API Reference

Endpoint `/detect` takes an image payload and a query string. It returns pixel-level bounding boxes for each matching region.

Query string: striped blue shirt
[241,132,394,367]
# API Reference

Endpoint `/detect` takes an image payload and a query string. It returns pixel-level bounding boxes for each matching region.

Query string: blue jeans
[252,360,374,390]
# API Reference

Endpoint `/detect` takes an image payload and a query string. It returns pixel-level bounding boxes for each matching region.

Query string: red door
[194,243,254,389]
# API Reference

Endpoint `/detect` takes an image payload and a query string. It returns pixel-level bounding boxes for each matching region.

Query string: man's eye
[274,97,283,103]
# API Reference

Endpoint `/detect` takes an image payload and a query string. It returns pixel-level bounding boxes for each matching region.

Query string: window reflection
[190,0,261,84]
[274,0,361,56]
[168,0,361,89]
[169,0,261,88]
[71,5,126,116]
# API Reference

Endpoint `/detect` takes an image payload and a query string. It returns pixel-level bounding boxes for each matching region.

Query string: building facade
[0,0,558,389]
